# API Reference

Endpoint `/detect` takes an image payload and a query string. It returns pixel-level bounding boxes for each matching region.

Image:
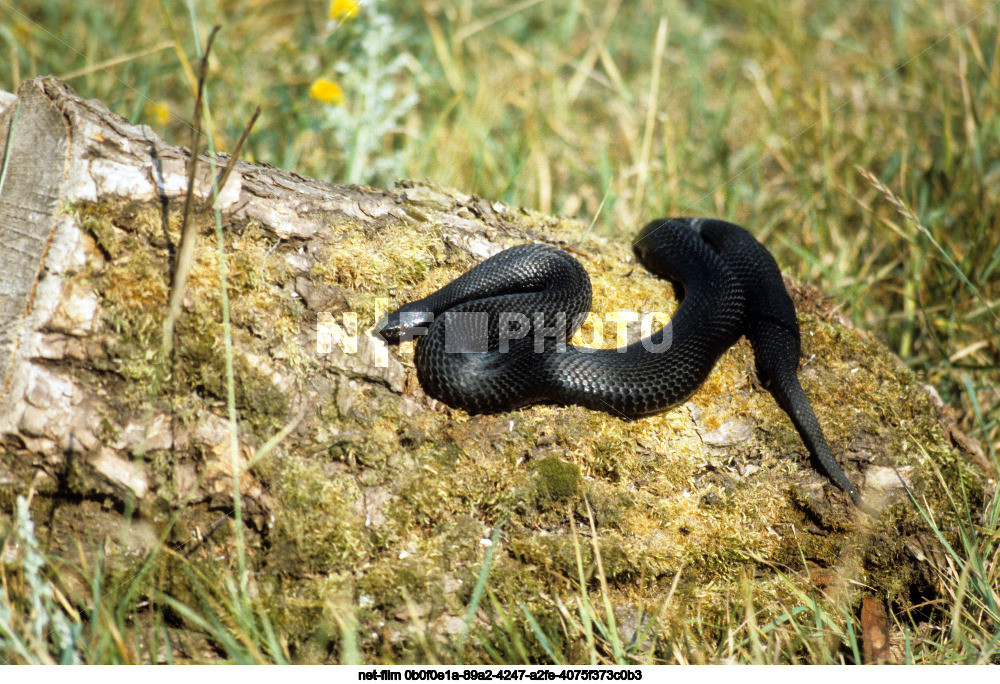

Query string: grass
[1,0,999,664]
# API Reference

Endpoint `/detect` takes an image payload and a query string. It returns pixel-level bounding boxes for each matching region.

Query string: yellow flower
[145,101,171,126]
[309,78,345,105]
[329,0,361,20]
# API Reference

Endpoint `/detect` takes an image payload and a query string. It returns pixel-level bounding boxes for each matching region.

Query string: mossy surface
[4,183,983,662]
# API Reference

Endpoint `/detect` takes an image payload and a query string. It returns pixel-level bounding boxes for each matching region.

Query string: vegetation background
[1,0,997,664]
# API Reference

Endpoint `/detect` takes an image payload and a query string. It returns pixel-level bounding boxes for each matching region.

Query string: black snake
[379,218,861,504]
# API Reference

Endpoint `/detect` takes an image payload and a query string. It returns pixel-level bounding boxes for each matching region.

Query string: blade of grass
[161,24,219,356]
[517,598,562,664]
[568,504,596,664]
[457,519,505,656]
[583,497,623,662]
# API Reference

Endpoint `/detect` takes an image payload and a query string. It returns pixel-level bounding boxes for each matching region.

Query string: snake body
[379,218,860,503]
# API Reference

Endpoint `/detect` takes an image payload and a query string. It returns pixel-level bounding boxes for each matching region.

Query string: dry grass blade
[635,17,668,213]
[60,41,175,80]
[215,104,261,197]
[161,25,220,356]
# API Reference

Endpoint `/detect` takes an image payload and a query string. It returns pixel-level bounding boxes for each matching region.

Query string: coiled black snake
[379,218,861,504]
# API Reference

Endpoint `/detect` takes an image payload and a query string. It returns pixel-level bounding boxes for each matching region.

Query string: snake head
[376,308,434,345]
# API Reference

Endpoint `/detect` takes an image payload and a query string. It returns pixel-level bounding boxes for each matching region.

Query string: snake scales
[379,218,861,504]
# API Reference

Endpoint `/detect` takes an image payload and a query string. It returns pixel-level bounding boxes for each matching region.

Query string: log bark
[0,77,987,657]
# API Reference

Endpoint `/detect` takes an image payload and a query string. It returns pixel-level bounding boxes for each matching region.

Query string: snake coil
[379,218,861,504]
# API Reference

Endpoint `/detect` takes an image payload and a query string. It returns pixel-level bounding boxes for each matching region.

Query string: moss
[589,435,629,481]
[0,450,32,513]
[269,456,371,575]
[529,456,582,503]
[59,453,93,497]
[433,514,487,570]
[427,439,464,470]
[509,532,633,581]
[579,487,631,530]
[396,467,462,528]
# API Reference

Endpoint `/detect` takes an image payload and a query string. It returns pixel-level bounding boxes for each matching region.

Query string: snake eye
[376,309,434,344]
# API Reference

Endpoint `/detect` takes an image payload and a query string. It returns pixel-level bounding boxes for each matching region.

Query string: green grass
[2,0,998,664]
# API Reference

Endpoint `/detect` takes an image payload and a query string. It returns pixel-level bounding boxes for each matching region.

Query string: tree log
[0,77,986,656]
